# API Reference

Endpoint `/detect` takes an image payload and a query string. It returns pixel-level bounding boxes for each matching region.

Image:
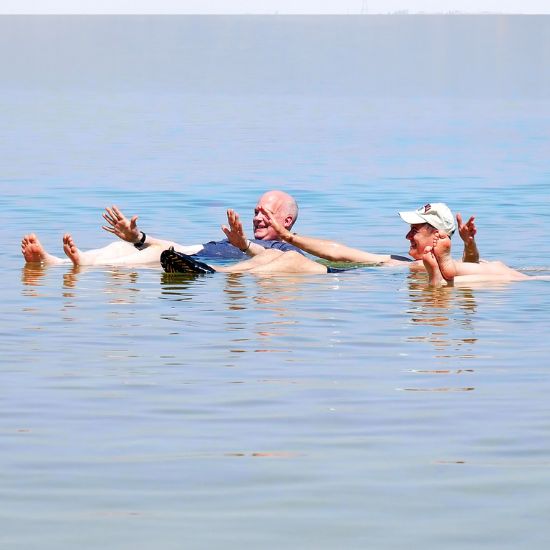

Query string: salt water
[1,16,550,550]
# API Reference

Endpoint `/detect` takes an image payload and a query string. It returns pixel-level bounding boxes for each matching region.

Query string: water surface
[1,15,550,550]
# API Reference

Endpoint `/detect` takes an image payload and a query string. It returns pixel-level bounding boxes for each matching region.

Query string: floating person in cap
[161,203,546,285]
[420,231,536,286]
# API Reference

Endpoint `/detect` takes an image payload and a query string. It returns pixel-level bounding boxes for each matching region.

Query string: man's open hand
[102,206,141,243]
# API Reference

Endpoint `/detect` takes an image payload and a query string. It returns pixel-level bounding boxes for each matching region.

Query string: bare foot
[63,233,82,266]
[432,232,456,282]
[21,234,64,264]
[422,245,446,286]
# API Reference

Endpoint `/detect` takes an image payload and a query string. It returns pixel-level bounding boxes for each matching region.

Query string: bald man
[21,190,303,267]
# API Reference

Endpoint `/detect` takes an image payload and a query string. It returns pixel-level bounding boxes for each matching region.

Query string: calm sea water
[1,16,550,550]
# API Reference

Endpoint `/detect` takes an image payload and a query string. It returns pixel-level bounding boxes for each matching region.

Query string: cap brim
[398,211,425,225]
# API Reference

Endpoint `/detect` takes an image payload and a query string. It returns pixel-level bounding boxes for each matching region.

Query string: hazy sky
[1,1,549,14]
[2,15,548,98]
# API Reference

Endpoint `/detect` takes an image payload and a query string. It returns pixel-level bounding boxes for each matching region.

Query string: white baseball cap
[398,203,456,235]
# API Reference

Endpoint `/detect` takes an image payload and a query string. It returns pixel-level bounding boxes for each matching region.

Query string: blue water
[1,16,550,550]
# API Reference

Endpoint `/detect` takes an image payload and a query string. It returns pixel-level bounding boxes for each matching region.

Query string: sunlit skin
[252,191,295,241]
[62,234,80,266]
[256,205,450,268]
[252,191,294,240]
[421,245,445,287]
[405,223,438,261]
[20,190,299,267]
[430,232,457,281]
[21,234,64,265]
[214,207,546,283]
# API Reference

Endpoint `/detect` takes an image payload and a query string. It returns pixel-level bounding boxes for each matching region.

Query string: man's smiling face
[406,223,437,260]
[253,192,288,240]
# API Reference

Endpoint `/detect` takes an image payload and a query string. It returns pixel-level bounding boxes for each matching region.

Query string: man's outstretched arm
[456,213,480,263]
[259,206,393,264]
[102,206,204,254]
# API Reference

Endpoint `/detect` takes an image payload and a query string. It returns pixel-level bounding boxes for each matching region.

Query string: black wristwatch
[133,231,147,250]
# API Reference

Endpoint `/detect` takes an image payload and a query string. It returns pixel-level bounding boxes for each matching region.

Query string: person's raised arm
[102,206,203,254]
[221,209,268,257]
[259,206,392,264]
[456,213,480,263]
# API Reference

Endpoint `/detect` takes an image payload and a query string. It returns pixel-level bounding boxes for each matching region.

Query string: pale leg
[65,238,168,266]
[61,237,203,266]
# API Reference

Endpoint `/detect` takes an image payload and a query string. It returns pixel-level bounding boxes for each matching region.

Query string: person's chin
[254,230,270,240]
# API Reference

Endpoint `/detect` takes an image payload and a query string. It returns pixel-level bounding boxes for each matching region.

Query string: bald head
[253,190,299,241]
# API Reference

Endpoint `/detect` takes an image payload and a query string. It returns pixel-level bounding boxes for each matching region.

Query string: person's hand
[456,213,477,244]
[102,206,141,243]
[259,206,291,239]
[222,209,248,250]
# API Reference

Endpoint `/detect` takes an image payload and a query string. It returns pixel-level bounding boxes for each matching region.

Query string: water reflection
[21,264,145,329]
[400,272,481,392]
[62,265,83,293]
[160,272,202,304]
[405,271,478,354]
[20,264,48,293]
[224,273,248,311]
[103,269,141,304]
[222,273,306,354]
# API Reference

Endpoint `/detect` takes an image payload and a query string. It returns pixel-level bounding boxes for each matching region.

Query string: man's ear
[283,216,293,229]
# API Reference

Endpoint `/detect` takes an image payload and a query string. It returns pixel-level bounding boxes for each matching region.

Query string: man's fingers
[102,226,116,234]
[105,206,119,220]
[130,215,138,228]
[229,214,242,231]
[103,210,116,224]
[112,205,124,219]
[102,213,117,226]
[456,212,463,227]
